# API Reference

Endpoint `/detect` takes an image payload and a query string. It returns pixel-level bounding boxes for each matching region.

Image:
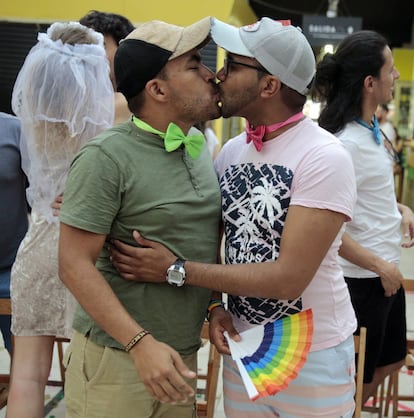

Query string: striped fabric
[223,335,355,418]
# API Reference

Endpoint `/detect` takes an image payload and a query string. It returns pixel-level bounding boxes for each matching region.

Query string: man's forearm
[339,232,383,275]
[58,224,144,349]
[184,260,305,300]
[60,260,143,348]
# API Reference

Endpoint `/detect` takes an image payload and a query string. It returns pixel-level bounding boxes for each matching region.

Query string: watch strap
[166,258,186,287]
[174,258,186,268]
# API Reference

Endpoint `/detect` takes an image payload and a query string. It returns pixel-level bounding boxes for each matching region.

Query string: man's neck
[134,114,192,135]
[360,97,380,125]
[263,118,304,141]
[247,110,305,142]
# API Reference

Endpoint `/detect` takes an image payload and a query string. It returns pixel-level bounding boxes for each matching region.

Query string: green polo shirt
[60,121,221,355]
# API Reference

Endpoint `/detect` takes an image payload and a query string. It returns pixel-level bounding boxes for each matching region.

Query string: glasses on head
[381,129,401,165]
[223,57,271,77]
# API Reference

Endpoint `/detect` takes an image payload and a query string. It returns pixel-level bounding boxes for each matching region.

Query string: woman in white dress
[7,22,114,417]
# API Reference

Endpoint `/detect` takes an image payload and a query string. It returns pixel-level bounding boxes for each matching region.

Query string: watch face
[166,259,186,286]
[169,270,183,282]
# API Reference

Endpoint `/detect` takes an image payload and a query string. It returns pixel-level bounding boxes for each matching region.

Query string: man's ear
[363,75,375,92]
[260,75,283,98]
[145,79,168,102]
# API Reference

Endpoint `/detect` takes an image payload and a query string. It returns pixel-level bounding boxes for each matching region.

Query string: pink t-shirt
[214,117,357,351]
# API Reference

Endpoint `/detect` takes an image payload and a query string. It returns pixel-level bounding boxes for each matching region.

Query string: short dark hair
[79,10,135,45]
[280,85,307,112]
[126,67,168,114]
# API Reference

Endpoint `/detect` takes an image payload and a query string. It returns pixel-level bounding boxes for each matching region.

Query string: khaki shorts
[64,331,198,418]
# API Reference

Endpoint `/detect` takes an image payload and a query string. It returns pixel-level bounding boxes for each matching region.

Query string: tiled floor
[0,248,413,417]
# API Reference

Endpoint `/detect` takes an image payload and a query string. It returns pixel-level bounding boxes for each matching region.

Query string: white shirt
[337,121,401,277]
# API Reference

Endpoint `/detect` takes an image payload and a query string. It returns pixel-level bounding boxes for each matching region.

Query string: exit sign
[302,15,363,46]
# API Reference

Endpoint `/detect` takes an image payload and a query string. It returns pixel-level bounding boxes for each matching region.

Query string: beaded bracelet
[206,299,226,321]
[124,329,151,352]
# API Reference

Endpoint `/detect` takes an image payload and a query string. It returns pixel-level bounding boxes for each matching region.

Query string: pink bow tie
[246,112,304,152]
[245,124,267,151]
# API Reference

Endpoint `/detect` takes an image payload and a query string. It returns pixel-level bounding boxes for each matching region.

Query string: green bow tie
[132,116,204,159]
[164,123,204,159]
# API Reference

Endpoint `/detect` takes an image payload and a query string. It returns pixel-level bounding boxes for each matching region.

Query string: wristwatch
[166,258,186,287]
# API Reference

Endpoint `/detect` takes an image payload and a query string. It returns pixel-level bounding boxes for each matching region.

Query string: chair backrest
[0,297,69,387]
[354,326,367,418]
[403,278,414,362]
[0,298,12,384]
[403,278,414,292]
[382,278,414,417]
[0,298,11,315]
[196,321,221,418]
[47,337,71,387]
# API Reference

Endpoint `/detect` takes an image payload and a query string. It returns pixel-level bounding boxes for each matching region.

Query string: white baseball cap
[211,17,315,95]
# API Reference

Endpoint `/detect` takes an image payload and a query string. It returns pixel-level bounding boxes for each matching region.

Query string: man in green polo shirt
[58,17,221,418]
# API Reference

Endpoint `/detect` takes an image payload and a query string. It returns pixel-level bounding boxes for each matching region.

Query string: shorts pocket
[83,338,111,385]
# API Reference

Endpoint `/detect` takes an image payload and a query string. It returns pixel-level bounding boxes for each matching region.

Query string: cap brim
[210,18,253,57]
[170,16,211,59]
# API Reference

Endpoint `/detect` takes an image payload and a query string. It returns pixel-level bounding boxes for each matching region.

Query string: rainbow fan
[225,309,313,400]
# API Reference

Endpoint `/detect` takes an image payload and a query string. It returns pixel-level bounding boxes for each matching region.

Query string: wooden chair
[0,299,12,316]
[354,326,368,418]
[362,381,385,417]
[383,279,414,417]
[0,298,12,387]
[46,337,70,387]
[394,164,404,202]
[196,321,221,418]
[383,342,414,418]
[0,298,12,409]
[354,326,385,417]
[0,297,68,388]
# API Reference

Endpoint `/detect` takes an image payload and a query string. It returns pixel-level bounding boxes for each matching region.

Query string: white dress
[11,211,76,338]
[9,25,114,339]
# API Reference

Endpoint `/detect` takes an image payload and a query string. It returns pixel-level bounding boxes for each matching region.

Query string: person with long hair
[312,30,414,403]
[0,112,28,408]
[7,21,114,417]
